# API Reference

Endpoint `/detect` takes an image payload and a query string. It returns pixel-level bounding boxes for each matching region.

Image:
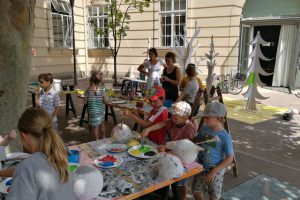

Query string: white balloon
[111,124,132,141]
[73,165,103,200]
[166,139,203,164]
[291,108,299,115]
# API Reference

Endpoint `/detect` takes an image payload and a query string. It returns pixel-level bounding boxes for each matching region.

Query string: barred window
[159,0,187,47]
[87,5,109,48]
[50,0,73,48]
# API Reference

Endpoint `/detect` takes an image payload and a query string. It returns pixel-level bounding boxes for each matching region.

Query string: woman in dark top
[160,52,181,108]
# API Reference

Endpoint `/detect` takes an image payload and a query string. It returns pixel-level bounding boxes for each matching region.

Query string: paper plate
[106,144,127,153]
[128,145,158,159]
[0,178,12,194]
[68,162,79,172]
[94,155,123,169]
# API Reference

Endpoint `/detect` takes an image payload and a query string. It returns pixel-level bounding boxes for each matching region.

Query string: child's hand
[205,168,218,183]
[123,109,132,117]
[158,145,166,152]
[141,128,150,138]
[7,130,17,140]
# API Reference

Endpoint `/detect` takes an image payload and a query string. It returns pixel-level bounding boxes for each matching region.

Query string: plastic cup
[67,150,80,163]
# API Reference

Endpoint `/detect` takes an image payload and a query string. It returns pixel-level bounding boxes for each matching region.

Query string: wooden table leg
[80,104,88,127]
[110,106,117,125]
[31,93,36,107]
[66,93,77,118]
[105,104,109,121]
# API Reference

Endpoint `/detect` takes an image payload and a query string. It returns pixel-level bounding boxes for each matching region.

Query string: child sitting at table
[177,63,200,116]
[7,107,76,200]
[192,102,234,200]
[123,86,168,145]
[35,73,61,129]
[141,101,196,200]
[85,71,107,140]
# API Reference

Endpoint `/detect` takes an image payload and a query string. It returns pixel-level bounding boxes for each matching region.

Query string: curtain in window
[290,24,300,88]
[272,25,298,87]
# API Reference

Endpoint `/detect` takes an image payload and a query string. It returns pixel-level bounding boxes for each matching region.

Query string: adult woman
[160,52,181,108]
[137,48,168,91]
[7,108,76,200]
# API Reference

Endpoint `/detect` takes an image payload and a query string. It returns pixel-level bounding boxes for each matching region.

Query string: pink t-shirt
[165,119,196,141]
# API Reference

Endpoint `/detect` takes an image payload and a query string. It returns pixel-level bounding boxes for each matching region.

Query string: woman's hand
[141,128,150,138]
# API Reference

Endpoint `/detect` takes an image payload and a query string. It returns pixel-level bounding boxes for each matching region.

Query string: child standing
[7,108,76,200]
[85,71,106,140]
[35,73,61,128]
[123,86,168,145]
[141,101,196,200]
[192,102,234,200]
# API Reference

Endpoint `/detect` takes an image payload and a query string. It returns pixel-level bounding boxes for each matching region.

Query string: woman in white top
[137,48,168,91]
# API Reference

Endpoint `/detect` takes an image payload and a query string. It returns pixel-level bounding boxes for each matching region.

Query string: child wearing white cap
[192,102,234,200]
[141,101,196,200]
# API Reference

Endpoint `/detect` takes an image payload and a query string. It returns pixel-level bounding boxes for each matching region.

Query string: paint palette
[106,144,128,153]
[94,155,123,169]
[128,145,158,159]
[0,178,12,194]
[68,162,79,172]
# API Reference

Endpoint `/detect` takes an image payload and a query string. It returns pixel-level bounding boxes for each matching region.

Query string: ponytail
[40,127,69,182]
[18,108,69,182]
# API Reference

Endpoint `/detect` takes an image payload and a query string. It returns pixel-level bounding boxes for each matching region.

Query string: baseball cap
[148,86,165,101]
[171,101,191,118]
[203,102,227,117]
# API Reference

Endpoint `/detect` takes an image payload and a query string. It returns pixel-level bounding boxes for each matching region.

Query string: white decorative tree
[242,31,273,111]
[205,35,219,93]
[172,20,201,74]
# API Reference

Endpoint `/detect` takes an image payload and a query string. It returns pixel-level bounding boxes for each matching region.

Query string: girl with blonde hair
[7,108,76,200]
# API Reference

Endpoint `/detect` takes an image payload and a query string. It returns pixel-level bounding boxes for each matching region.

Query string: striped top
[85,87,105,115]
[39,87,60,122]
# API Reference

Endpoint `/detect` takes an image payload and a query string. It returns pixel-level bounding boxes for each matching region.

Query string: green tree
[0,0,36,151]
[97,0,150,84]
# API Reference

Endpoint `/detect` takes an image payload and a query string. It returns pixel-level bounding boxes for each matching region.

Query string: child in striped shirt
[35,73,61,129]
[85,71,106,140]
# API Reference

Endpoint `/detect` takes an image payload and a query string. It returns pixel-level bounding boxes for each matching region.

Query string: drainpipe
[70,0,77,85]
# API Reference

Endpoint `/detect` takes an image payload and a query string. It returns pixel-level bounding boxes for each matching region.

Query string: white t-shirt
[143,59,166,83]
[183,78,199,103]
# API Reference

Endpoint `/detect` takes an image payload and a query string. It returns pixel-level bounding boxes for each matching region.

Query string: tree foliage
[95,0,150,83]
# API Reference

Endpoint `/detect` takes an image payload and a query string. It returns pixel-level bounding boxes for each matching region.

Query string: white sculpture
[205,35,219,93]
[172,20,201,74]
[166,139,203,164]
[242,31,273,111]
[73,165,103,200]
[111,123,132,141]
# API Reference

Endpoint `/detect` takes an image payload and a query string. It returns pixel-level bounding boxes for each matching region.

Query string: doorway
[253,26,281,86]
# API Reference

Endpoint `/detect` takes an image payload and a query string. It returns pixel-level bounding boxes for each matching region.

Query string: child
[123,86,168,145]
[7,108,76,200]
[177,63,200,116]
[192,102,234,200]
[141,101,196,200]
[160,52,181,108]
[137,48,168,91]
[35,73,61,128]
[85,71,106,140]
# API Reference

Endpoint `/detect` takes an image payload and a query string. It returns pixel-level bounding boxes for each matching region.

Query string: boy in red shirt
[123,86,168,145]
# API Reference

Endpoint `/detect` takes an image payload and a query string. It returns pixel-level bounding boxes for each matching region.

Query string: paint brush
[195,136,219,145]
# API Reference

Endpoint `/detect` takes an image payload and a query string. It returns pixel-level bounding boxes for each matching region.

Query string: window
[50,0,73,48]
[87,5,109,48]
[159,0,187,47]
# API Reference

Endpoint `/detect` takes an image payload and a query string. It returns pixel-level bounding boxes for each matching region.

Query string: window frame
[159,0,187,47]
[87,5,110,49]
[50,0,73,49]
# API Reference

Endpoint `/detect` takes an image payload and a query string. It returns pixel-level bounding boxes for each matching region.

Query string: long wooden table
[74,138,203,200]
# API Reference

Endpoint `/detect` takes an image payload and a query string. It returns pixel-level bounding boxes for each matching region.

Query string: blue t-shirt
[197,125,234,169]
